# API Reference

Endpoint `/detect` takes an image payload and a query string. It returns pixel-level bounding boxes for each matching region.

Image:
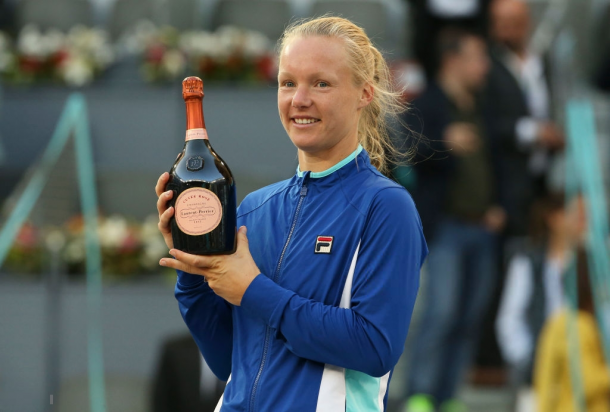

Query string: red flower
[51,49,70,67]
[146,43,166,64]
[255,54,276,81]
[19,56,44,73]
[15,223,38,249]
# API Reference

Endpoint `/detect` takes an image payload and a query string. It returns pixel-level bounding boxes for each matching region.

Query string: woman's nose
[291,86,312,108]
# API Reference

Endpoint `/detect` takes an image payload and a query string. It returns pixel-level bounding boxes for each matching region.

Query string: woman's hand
[155,172,174,249]
[160,226,260,306]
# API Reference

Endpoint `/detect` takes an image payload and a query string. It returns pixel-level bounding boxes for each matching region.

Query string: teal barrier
[0,93,106,412]
[565,99,610,411]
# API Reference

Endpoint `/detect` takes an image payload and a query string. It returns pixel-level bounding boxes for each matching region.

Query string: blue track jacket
[175,147,428,411]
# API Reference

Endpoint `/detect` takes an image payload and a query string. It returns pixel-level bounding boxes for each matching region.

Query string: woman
[534,247,610,412]
[496,193,585,412]
[155,17,428,411]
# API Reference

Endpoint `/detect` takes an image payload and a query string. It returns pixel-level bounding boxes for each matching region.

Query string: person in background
[496,193,586,412]
[151,333,224,412]
[534,246,610,412]
[401,28,505,412]
[485,0,564,239]
[404,0,492,77]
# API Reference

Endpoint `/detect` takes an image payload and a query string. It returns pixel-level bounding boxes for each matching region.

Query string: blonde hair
[278,16,410,176]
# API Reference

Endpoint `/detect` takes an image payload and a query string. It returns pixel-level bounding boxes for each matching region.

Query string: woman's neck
[298,139,360,173]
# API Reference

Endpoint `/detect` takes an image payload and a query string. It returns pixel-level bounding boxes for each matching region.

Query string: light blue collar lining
[297,145,363,178]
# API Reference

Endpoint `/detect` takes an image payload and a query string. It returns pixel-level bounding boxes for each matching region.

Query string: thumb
[237,226,249,247]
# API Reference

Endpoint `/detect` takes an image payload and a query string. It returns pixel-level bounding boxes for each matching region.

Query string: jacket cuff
[176,269,207,289]
[241,275,294,329]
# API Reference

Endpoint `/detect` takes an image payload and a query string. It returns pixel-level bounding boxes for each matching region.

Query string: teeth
[294,118,319,124]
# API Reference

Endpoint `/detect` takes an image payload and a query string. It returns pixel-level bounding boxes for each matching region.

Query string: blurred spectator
[534,247,610,412]
[400,28,505,412]
[405,0,492,77]
[485,0,564,238]
[151,333,225,412]
[496,193,586,412]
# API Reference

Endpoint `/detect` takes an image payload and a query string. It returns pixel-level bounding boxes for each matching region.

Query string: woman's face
[277,36,372,158]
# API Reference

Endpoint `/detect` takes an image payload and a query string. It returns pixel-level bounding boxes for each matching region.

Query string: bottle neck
[185,98,208,141]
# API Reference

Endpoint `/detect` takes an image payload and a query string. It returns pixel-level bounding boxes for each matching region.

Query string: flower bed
[3,214,172,279]
[119,21,277,84]
[0,25,114,87]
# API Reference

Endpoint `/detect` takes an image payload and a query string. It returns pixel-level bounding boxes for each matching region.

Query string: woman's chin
[289,135,323,153]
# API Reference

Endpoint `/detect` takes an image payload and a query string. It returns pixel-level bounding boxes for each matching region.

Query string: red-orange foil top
[182,76,206,131]
[183,76,204,99]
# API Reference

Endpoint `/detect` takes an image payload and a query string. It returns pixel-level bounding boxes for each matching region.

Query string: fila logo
[315,236,334,254]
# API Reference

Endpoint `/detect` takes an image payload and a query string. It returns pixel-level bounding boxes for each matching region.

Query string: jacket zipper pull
[300,186,308,197]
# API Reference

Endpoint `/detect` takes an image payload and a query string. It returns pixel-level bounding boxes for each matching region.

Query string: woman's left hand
[160,226,260,306]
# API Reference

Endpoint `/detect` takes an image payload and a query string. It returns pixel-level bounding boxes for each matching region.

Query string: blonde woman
[155,16,428,411]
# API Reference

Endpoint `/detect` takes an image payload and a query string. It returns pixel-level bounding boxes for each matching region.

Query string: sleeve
[174,270,234,380]
[240,188,428,377]
[534,313,562,412]
[515,117,540,149]
[495,254,534,366]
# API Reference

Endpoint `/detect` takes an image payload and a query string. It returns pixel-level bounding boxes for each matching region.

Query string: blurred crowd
[398,0,609,412]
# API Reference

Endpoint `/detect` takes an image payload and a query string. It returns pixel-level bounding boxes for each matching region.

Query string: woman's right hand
[155,172,174,249]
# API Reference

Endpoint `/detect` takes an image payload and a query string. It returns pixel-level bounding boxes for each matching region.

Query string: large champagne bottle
[166,76,237,254]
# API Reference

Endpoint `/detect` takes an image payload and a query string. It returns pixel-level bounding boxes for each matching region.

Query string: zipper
[249,181,309,412]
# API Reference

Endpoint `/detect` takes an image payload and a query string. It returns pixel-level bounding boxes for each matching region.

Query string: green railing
[0,93,106,412]
[565,99,610,412]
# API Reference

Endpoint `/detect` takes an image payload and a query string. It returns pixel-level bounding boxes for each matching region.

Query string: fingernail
[159,259,166,266]
[169,249,176,256]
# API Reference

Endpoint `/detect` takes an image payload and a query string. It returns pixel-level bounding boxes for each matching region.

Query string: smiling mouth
[293,118,320,125]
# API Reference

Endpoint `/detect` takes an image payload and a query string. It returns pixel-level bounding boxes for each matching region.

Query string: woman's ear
[358,83,374,109]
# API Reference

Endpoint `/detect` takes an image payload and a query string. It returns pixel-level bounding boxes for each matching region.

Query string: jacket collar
[296,145,364,179]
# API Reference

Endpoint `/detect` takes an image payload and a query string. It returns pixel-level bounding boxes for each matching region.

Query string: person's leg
[436,225,498,405]
[407,220,466,406]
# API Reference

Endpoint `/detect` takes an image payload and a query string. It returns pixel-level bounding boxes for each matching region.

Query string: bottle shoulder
[170,139,233,184]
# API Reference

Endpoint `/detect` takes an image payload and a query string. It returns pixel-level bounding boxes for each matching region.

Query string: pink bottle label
[186,128,208,141]
[174,187,222,236]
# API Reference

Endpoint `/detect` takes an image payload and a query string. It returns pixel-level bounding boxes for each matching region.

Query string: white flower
[140,215,162,241]
[140,238,168,269]
[179,31,220,58]
[42,29,66,55]
[92,43,114,68]
[59,54,93,86]
[139,215,168,269]
[161,49,185,78]
[45,229,67,253]
[121,19,158,55]
[17,25,47,58]
[97,215,129,249]
[243,31,271,58]
[63,238,86,264]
